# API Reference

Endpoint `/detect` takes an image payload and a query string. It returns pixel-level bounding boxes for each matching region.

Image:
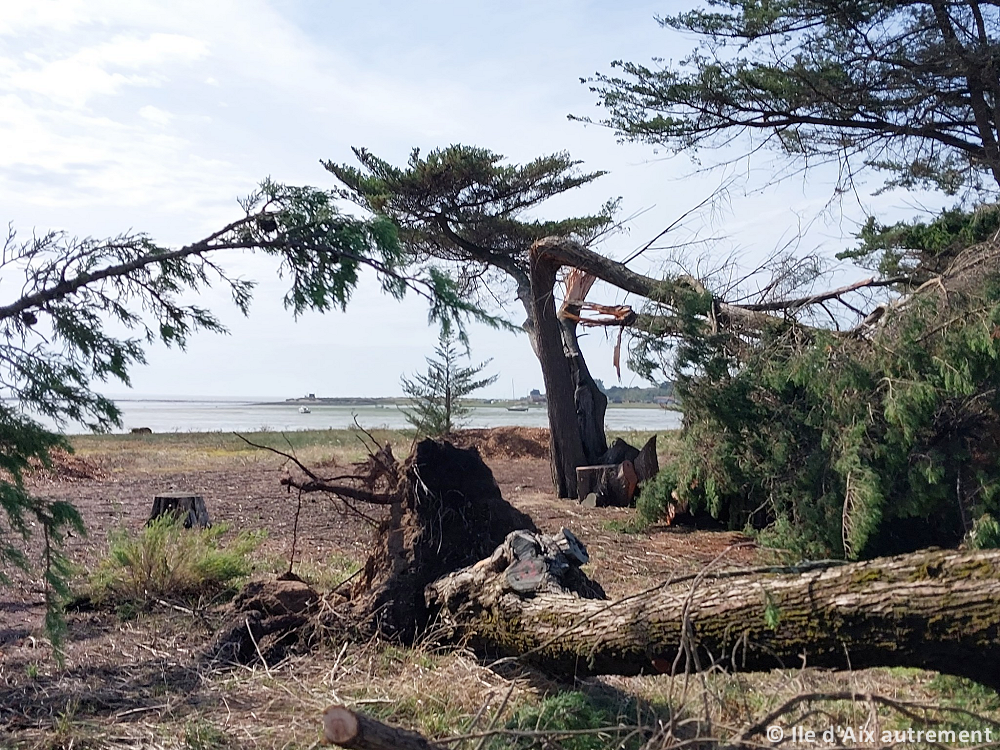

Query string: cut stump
[148,492,211,528]
[576,462,636,506]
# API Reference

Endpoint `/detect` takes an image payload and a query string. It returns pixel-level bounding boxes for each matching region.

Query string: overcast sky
[0,1,932,400]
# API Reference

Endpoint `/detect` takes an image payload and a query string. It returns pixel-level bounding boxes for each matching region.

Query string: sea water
[25,398,683,435]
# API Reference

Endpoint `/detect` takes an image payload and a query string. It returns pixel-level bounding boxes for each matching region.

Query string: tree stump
[633,435,659,483]
[576,462,636,506]
[148,492,211,529]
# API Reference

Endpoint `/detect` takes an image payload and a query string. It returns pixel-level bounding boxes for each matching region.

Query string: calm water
[45,399,682,435]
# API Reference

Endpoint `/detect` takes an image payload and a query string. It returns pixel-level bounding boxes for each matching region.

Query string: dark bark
[148,492,211,529]
[426,535,1000,690]
[576,462,637,506]
[559,314,609,464]
[528,246,587,498]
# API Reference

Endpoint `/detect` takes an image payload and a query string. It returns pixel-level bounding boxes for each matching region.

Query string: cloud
[138,105,172,125]
[3,33,207,109]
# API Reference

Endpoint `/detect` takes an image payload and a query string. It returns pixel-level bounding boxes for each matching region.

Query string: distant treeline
[594,380,677,404]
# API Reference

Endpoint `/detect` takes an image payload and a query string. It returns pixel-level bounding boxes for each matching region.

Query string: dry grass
[68,427,415,474]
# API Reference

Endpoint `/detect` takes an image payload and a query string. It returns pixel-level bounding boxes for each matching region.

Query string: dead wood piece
[426,543,1000,689]
[323,705,445,749]
[426,529,604,613]
[633,435,659,484]
[599,437,640,466]
[148,492,211,528]
[575,463,636,506]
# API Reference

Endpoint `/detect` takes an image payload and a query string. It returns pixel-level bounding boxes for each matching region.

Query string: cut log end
[323,706,359,745]
[576,463,635,506]
[322,705,444,749]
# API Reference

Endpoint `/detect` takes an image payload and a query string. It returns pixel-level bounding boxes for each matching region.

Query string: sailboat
[507,379,529,411]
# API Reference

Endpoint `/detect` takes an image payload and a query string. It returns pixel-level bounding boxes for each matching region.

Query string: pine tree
[400,330,498,436]
[0,179,489,649]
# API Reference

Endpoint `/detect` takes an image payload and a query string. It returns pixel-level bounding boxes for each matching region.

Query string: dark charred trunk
[559,314,609,465]
[528,246,587,498]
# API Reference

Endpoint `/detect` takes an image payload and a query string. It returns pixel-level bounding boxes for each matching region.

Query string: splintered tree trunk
[529,246,586,499]
[559,315,608,465]
[426,539,1000,690]
[148,492,211,528]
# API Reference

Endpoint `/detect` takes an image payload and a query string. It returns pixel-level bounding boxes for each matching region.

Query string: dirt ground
[0,428,763,747]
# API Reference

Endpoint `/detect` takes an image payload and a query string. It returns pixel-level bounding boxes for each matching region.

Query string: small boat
[507,405,529,412]
[298,406,312,414]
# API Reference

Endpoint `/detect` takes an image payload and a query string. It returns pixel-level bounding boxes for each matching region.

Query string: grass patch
[495,690,653,750]
[602,516,650,534]
[69,427,414,473]
[89,516,263,611]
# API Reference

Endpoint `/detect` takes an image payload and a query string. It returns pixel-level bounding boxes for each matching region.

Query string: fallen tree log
[426,534,1000,689]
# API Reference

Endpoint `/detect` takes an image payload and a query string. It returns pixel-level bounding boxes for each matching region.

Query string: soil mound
[449,427,549,460]
[352,438,537,640]
[22,449,105,482]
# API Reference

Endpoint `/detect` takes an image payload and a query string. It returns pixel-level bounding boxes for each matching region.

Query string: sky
[0,1,934,400]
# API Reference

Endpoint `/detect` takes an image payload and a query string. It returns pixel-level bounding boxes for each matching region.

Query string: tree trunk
[559,315,609,465]
[519,274,609,483]
[529,246,586,498]
[426,533,1000,690]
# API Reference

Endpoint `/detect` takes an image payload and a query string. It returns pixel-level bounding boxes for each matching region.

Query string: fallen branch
[323,705,446,750]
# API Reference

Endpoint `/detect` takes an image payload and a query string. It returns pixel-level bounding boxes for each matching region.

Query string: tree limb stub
[426,536,1000,690]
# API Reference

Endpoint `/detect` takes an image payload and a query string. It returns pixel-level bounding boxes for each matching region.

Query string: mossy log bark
[426,540,1000,690]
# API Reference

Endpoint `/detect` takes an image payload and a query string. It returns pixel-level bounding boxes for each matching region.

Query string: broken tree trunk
[148,492,211,528]
[349,439,536,641]
[426,534,1000,690]
[323,706,445,750]
[529,244,587,499]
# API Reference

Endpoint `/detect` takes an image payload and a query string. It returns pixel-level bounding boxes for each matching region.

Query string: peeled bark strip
[323,706,445,750]
[426,541,1000,689]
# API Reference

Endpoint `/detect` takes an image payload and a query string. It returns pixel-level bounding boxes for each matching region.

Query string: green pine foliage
[400,330,498,436]
[496,691,649,750]
[584,0,1000,197]
[640,211,1000,558]
[1,179,488,647]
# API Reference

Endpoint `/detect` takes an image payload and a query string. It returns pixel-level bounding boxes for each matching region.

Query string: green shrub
[630,210,1000,560]
[90,516,263,609]
[967,513,1000,550]
[636,463,679,527]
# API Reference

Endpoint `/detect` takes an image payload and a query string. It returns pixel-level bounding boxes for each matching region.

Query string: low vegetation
[89,517,264,612]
